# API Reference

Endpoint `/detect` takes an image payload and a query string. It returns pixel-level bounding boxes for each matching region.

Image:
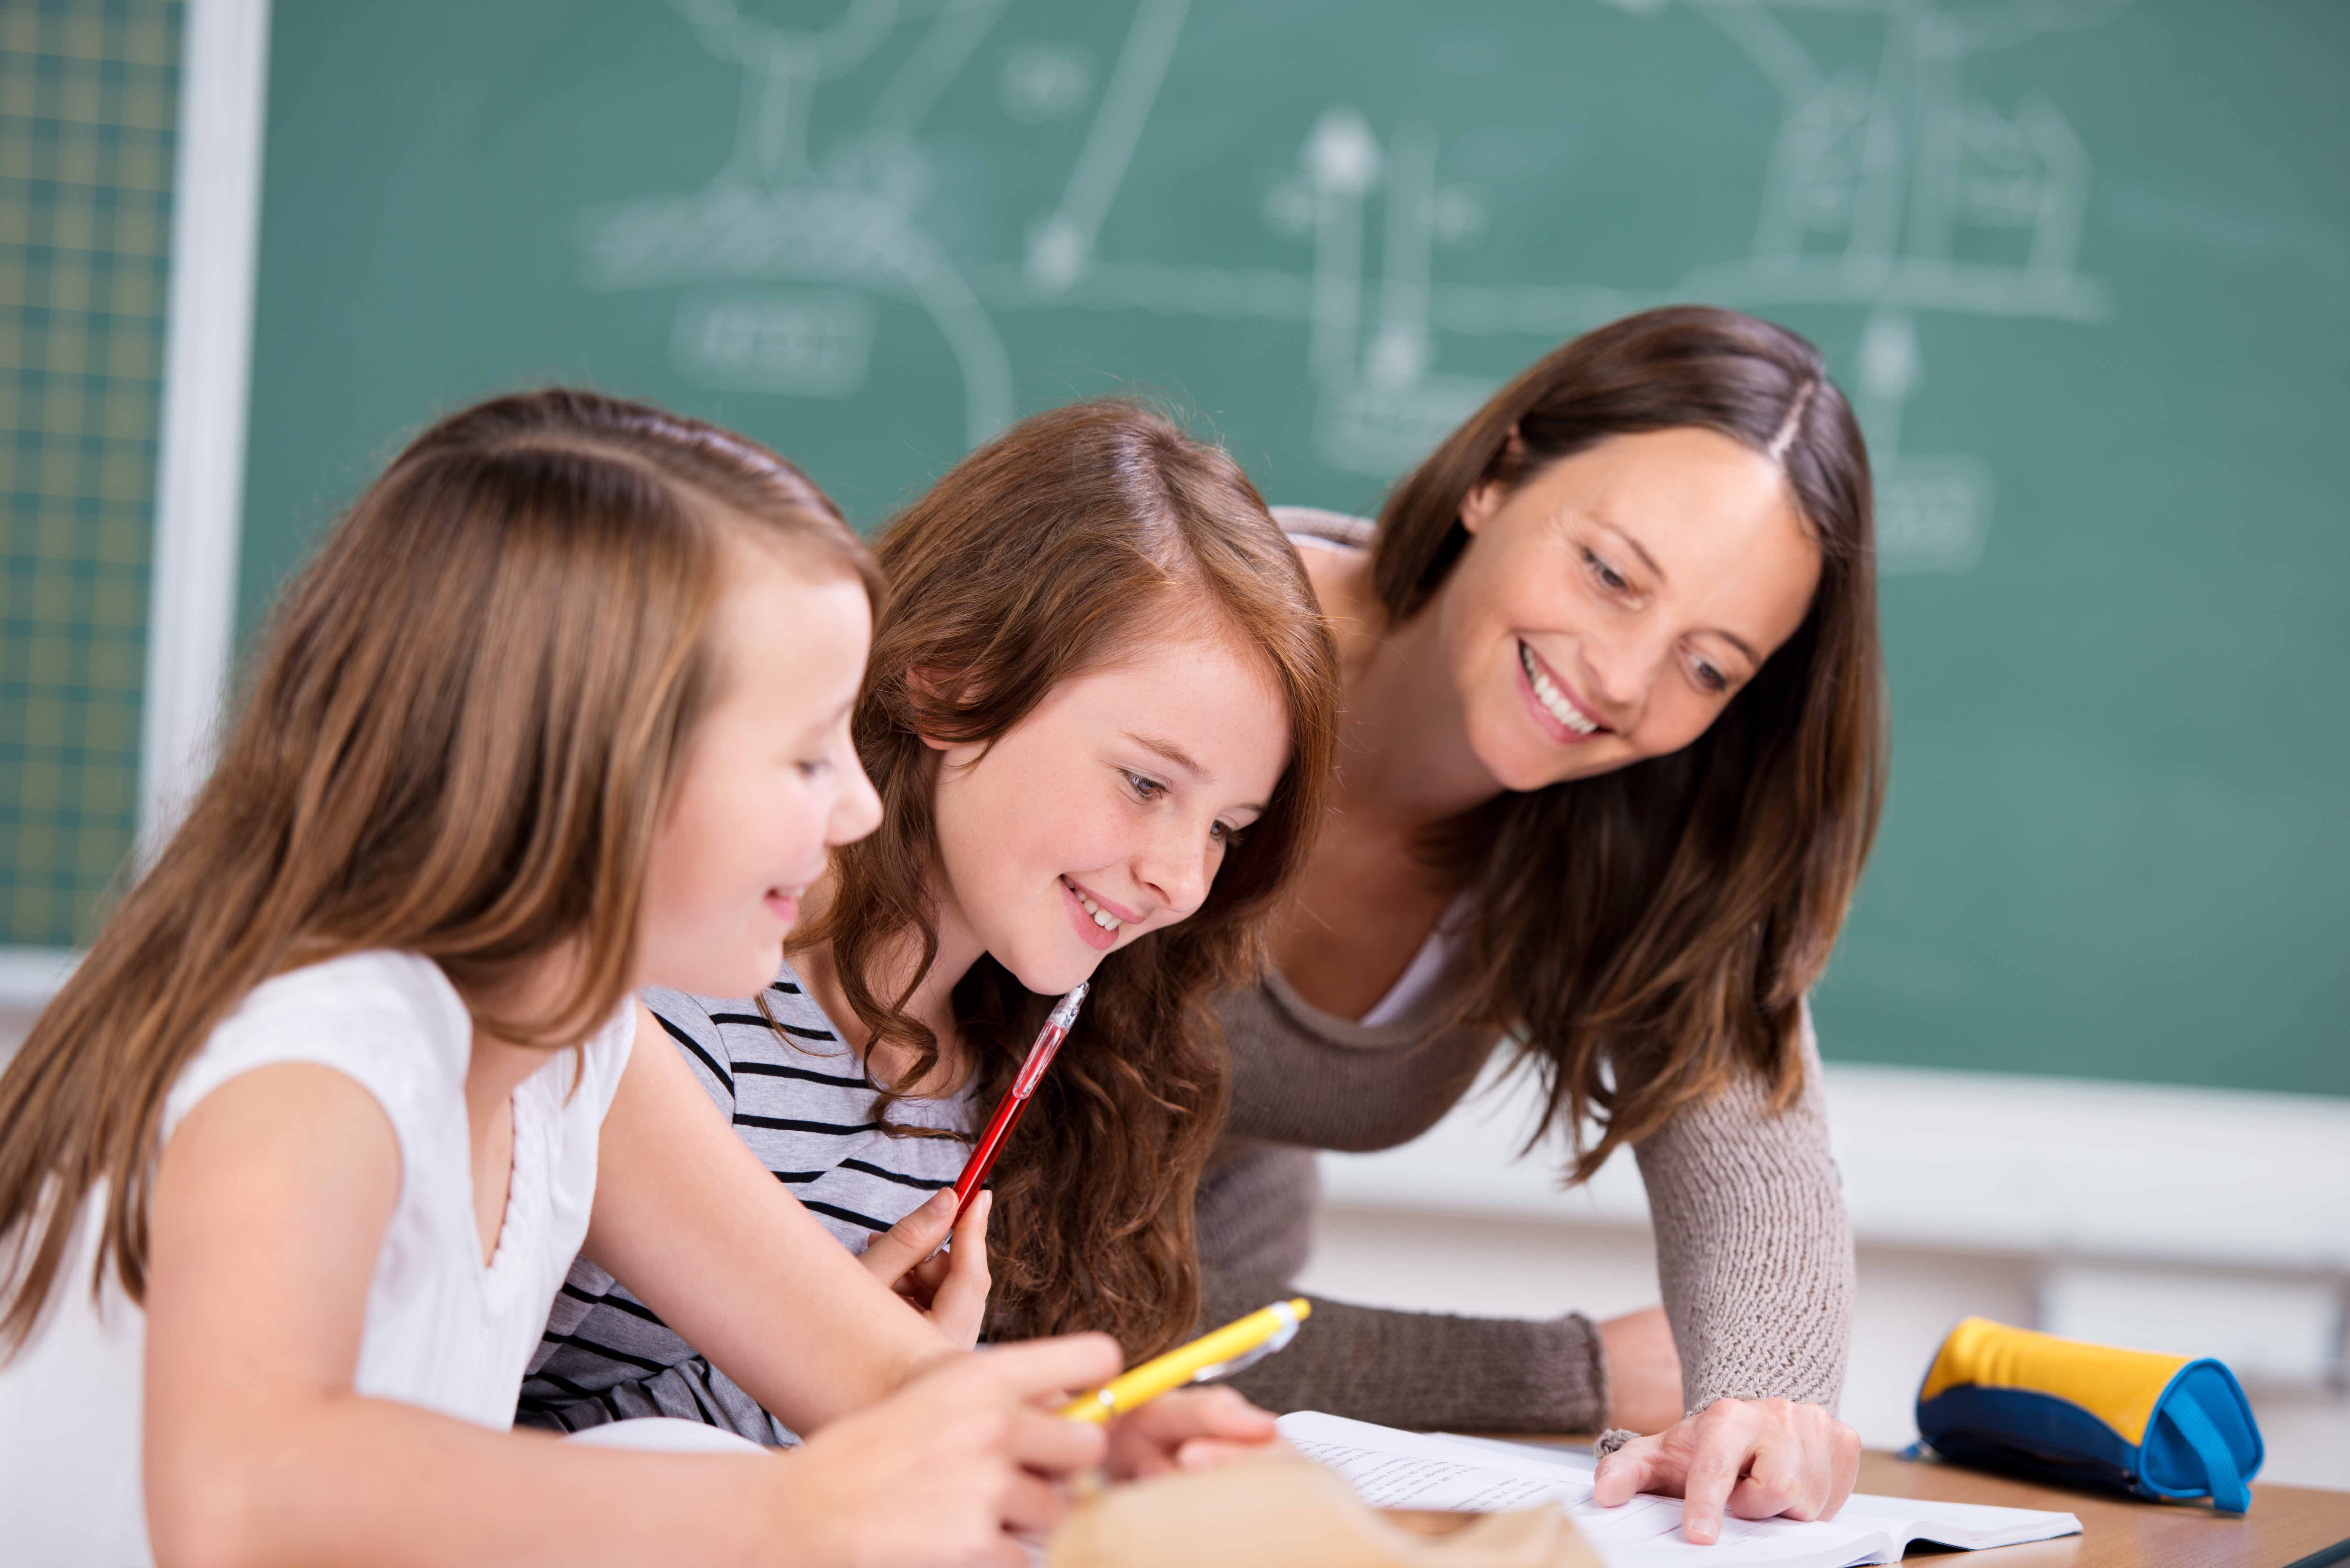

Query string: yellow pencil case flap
[1914,1317,2262,1513]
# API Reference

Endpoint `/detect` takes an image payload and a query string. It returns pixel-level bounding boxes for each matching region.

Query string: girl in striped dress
[524,400,1339,1449]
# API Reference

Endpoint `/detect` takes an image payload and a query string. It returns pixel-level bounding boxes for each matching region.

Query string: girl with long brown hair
[523,399,1339,1446]
[1198,306,1887,1542]
[0,389,1253,1565]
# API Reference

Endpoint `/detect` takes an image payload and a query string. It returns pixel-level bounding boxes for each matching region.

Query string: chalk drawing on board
[1026,0,1193,294]
[998,41,1096,124]
[1667,0,2126,574]
[997,0,2122,540]
[670,288,876,397]
[1266,112,1499,477]
[578,0,1018,447]
[578,0,2127,563]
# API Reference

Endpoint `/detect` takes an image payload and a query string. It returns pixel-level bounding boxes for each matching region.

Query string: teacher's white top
[0,950,634,1567]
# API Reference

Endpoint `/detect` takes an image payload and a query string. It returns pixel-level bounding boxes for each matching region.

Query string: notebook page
[1283,1419,2081,1566]
[1277,1413,1590,1511]
[1427,1432,2079,1550]
[1833,1490,2083,1549]
[1281,1414,1901,1566]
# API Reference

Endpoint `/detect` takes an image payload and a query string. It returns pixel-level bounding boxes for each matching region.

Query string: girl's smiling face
[639,542,883,999]
[923,625,1291,997]
[1438,426,1823,793]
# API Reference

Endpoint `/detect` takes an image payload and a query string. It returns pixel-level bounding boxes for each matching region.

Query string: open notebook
[1277,1413,2081,1568]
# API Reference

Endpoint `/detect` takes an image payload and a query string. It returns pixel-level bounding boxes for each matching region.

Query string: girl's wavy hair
[0,388,877,1359]
[793,398,1338,1358]
[1376,305,1887,1177]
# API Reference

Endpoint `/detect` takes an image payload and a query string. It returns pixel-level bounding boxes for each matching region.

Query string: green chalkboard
[0,0,181,951]
[241,0,2350,1095]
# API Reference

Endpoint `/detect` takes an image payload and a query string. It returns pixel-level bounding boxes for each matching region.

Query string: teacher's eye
[1690,658,1730,695]
[1209,819,1244,847]
[795,758,832,780]
[1581,547,1630,595]
[1122,769,1168,802]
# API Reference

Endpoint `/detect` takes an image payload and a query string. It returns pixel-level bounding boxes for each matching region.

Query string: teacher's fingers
[1724,1425,1810,1523]
[1819,1419,1862,1519]
[1724,1400,1862,1524]
[1675,1408,1754,1546]
[1590,1434,1666,1508]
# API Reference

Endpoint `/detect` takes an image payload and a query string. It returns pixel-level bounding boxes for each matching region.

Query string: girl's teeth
[1070,883,1121,931]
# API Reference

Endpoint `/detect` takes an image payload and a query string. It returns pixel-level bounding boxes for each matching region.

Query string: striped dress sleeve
[516,968,976,1445]
[517,990,789,1444]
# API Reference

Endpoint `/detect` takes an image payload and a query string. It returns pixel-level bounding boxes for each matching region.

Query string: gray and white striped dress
[517,960,975,1444]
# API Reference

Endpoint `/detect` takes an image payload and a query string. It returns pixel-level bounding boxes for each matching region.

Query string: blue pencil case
[1914,1317,2263,1514]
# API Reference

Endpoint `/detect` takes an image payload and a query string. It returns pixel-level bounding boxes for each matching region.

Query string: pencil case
[1914,1316,2262,1513]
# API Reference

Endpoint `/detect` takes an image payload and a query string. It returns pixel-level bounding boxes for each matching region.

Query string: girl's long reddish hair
[794,399,1337,1358]
[1377,306,1887,1176]
[0,388,876,1357]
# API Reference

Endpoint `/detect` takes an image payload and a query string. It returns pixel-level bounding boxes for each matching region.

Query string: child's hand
[1103,1385,1286,1480]
[781,1333,1123,1567]
[857,1187,992,1347]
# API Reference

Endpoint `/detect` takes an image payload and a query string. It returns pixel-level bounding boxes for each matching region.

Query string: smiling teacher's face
[1436,426,1823,793]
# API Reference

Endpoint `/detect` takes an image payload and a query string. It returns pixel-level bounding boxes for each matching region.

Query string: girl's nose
[1134,823,1211,922]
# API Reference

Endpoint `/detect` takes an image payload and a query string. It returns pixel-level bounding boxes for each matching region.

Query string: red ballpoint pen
[951,983,1088,1220]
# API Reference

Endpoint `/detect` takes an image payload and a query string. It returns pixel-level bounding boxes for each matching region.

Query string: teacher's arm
[1595,999,1861,1542]
[1198,1139,1611,1432]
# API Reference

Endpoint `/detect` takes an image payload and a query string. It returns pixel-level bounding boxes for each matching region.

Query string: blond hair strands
[794,398,1339,1359]
[0,389,876,1358]
[1374,305,1887,1179]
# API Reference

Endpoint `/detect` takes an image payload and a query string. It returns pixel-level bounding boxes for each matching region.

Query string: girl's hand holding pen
[786,1333,1124,1568]
[857,1186,995,1349]
[1103,1385,1287,1479]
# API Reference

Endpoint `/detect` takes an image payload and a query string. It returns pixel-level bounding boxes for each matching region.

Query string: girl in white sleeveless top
[0,391,1274,1567]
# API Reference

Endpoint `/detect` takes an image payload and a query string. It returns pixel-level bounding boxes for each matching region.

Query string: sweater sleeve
[1632,999,1853,1416]
[1195,1137,1609,1433]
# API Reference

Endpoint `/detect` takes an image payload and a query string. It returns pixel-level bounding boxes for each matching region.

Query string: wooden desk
[1478,1439,2350,1568]
[1850,1449,2350,1568]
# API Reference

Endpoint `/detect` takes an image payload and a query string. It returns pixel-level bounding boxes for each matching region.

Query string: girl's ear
[1460,426,1525,536]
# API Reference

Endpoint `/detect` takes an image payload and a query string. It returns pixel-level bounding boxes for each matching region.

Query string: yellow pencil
[1059,1298,1312,1423]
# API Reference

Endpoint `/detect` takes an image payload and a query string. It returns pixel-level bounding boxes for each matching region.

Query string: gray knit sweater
[1196,510,1857,1435]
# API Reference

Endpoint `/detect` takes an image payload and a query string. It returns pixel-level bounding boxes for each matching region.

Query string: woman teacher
[1202,305,1883,1543]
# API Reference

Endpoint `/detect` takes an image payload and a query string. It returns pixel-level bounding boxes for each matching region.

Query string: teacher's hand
[1591,1397,1860,1545]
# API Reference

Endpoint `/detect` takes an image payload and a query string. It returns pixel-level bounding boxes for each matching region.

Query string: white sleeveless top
[0,950,634,1567]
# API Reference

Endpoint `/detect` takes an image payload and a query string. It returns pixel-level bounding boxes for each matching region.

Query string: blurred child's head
[1,388,879,1343]
[802,398,1338,1357]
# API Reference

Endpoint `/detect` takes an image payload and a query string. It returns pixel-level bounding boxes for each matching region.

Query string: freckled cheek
[1043,803,1135,882]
